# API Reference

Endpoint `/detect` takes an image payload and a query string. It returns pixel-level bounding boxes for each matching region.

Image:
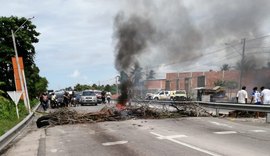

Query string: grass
[0,98,39,136]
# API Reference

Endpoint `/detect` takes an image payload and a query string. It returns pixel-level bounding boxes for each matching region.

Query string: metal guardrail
[132,100,270,112]
[0,103,40,153]
[196,101,270,113]
[132,100,270,123]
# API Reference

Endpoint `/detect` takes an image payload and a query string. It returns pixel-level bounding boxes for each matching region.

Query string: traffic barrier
[132,100,270,123]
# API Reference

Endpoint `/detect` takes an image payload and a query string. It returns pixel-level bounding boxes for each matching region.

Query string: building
[144,79,166,93]
[144,69,270,99]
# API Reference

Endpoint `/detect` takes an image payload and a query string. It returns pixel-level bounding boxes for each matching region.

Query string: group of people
[236,86,270,105]
[235,86,270,118]
[39,91,72,111]
[101,90,112,104]
[40,91,112,111]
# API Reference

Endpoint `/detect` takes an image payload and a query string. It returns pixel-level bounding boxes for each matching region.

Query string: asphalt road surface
[3,104,270,156]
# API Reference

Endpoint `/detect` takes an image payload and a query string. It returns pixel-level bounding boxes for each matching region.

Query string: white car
[79,90,98,106]
[152,91,171,100]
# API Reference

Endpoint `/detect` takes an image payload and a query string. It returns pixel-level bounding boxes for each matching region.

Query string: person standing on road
[250,87,262,118]
[40,93,48,111]
[250,87,261,104]
[51,92,57,108]
[261,86,270,104]
[236,86,248,104]
[106,91,112,104]
[63,92,70,107]
[101,90,106,104]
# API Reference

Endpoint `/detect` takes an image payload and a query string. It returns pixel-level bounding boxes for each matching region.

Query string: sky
[1,0,270,90]
[1,0,122,90]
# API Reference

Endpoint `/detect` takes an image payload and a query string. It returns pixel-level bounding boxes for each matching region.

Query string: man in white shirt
[261,87,270,104]
[236,86,248,104]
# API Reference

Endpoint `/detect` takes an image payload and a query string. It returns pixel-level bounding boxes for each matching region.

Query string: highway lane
[3,105,270,156]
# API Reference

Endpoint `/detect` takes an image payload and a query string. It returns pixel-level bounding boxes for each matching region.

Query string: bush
[0,96,29,136]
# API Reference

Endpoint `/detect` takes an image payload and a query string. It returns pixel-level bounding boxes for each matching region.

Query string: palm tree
[220,64,231,71]
[130,63,143,86]
[146,70,156,79]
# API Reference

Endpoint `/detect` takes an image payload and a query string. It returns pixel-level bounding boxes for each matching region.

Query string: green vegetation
[73,83,117,94]
[0,16,46,136]
[0,79,39,136]
[0,96,38,136]
[0,16,48,99]
[214,79,238,89]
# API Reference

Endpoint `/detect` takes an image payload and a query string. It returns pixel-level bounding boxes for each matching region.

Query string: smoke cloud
[114,12,155,71]
[114,0,270,72]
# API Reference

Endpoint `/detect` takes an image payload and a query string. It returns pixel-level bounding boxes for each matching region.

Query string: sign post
[7,91,22,119]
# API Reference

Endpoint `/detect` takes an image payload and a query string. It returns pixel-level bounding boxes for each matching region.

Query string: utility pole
[239,38,246,89]
[115,76,118,95]
[115,75,120,95]
[11,30,28,113]
[11,17,34,113]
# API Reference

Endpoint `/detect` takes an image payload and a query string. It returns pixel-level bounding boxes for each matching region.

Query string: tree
[0,81,6,97]
[65,86,73,91]
[0,16,46,98]
[226,81,238,90]
[214,80,226,87]
[26,65,48,98]
[130,63,143,85]
[92,84,98,89]
[104,84,112,92]
[220,64,231,71]
[74,84,92,91]
[35,77,48,96]
[146,70,156,79]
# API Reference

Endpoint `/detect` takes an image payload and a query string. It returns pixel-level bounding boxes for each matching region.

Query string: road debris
[36,102,212,128]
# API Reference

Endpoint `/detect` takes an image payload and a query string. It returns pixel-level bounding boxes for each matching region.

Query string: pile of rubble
[36,102,212,128]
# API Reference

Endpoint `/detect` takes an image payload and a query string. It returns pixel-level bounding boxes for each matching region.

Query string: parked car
[93,90,102,104]
[145,93,154,100]
[71,91,82,106]
[55,91,64,105]
[170,90,187,101]
[79,90,98,106]
[152,91,171,100]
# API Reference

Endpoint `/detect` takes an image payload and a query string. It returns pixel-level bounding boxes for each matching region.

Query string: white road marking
[214,131,237,134]
[102,141,128,146]
[56,128,66,134]
[151,132,222,156]
[210,121,232,128]
[157,135,187,140]
[50,149,58,153]
[250,130,267,133]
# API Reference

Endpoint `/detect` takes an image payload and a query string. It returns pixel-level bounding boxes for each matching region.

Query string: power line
[246,34,270,42]
[148,33,270,71]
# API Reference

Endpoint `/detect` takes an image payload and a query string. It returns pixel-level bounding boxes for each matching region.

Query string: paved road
[3,105,270,156]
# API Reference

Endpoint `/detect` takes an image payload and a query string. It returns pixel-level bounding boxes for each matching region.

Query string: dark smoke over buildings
[113,0,270,99]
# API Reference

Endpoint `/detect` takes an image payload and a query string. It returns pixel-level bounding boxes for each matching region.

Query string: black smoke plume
[113,0,270,102]
[114,13,154,71]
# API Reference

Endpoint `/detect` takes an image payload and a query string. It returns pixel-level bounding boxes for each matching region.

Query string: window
[197,76,205,87]
[165,80,170,90]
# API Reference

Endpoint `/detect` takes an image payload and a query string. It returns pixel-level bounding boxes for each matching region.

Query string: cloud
[70,70,81,78]
[0,0,121,89]
[2,0,270,90]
